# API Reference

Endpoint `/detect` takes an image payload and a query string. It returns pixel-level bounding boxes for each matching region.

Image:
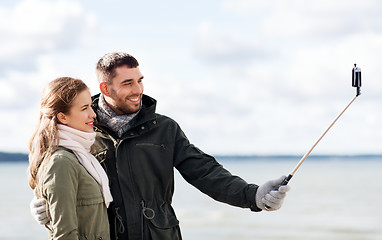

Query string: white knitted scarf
[57,124,113,207]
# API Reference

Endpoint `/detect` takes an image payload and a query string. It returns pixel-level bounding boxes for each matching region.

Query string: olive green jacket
[39,148,110,240]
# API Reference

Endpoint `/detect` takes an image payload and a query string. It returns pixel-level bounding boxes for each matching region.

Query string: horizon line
[1,152,382,162]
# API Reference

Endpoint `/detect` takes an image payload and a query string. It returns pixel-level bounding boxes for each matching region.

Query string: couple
[28,52,291,240]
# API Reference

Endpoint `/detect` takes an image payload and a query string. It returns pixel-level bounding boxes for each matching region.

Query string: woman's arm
[41,153,79,240]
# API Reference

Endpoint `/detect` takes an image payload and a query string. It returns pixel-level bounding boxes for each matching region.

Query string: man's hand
[30,189,50,225]
[255,176,291,211]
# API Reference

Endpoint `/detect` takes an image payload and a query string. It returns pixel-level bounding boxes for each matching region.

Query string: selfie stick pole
[279,64,362,186]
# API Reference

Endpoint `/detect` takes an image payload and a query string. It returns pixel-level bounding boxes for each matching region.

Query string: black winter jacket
[91,94,261,240]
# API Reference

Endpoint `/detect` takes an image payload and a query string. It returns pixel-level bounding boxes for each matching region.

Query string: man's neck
[102,96,125,115]
[96,95,140,137]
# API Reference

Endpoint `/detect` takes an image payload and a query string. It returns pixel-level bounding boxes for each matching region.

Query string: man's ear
[100,82,111,97]
[56,112,67,124]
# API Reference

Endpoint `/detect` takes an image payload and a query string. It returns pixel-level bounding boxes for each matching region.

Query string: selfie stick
[271,64,362,192]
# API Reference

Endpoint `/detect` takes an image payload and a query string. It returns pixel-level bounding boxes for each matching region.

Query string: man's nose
[132,81,143,94]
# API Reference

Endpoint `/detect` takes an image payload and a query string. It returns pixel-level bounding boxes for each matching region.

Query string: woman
[28,77,113,240]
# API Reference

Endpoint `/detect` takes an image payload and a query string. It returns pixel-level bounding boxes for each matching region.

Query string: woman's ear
[100,82,110,97]
[56,112,67,124]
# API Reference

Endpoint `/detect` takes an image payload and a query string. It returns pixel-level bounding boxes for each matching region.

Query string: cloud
[0,0,97,152]
[0,0,97,73]
[194,0,382,98]
[222,0,382,38]
[0,0,381,154]
[0,0,98,108]
[194,21,276,64]
[170,0,382,154]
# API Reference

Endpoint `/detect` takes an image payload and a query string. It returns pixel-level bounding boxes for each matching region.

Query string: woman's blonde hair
[28,77,88,190]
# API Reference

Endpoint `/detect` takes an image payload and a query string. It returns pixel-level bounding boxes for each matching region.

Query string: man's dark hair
[96,52,139,84]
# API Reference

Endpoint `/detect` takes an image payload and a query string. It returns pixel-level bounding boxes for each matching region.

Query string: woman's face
[58,89,96,133]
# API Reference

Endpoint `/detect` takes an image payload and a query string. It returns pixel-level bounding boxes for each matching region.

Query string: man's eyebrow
[120,79,133,84]
[120,76,144,84]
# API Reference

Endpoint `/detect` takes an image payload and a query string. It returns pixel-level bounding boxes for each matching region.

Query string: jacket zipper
[135,143,166,150]
[115,138,143,239]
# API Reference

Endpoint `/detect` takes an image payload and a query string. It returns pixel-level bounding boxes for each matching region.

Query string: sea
[1,156,381,240]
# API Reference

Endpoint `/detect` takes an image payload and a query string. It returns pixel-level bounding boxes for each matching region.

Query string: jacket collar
[92,93,157,132]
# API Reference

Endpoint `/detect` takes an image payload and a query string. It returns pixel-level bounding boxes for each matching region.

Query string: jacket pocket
[142,201,181,239]
[141,201,179,229]
[77,196,104,206]
[135,142,166,151]
[78,230,109,240]
[146,214,181,240]
[148,211,179,229]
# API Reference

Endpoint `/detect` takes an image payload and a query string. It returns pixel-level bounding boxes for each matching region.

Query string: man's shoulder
[91,93,101,110]
[155,112,176,122]
[154,113,183,132]
[92,93,101,102]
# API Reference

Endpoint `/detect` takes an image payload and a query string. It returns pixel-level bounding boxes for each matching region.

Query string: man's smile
[127,95,141,103]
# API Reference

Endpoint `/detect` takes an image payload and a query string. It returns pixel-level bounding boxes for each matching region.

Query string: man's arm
[172,122,290,211]
[30,188,50,225]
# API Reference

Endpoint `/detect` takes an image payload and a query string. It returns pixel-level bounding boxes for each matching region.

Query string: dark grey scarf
[96,95,140,138]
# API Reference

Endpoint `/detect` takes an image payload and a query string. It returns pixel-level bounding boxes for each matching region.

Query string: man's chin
[121,105,141,115]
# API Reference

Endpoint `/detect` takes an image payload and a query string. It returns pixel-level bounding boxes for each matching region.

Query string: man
[31,52,290,240]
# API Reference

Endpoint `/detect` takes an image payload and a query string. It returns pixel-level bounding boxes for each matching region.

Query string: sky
[1,0,382,155]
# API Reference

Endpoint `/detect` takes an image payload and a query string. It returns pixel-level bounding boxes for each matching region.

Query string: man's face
[105,66,144,115]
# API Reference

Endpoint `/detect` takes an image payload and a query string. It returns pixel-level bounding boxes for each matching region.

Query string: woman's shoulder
[46,147,79,171]
[51,147,76,159]
[39,147,81,189]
